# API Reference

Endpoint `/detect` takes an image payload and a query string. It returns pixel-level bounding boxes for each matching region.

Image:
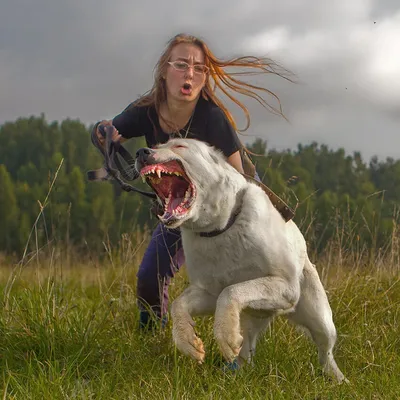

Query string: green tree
[66,167,88,241]
[60,119,91,173]
[0,165,19,251]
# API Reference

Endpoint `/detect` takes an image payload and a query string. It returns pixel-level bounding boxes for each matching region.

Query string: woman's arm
[227,150,244,174]
[206,106,244,174]
[94,100,147,148]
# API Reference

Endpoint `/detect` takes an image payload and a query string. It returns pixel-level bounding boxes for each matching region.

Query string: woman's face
[164,43,207,103]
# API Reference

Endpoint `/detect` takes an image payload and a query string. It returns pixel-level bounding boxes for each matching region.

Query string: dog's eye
[173,145,187,149]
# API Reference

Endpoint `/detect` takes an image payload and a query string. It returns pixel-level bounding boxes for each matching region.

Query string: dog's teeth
[184,189,190,202]
[156,169,162,179]
[172,208,181,216]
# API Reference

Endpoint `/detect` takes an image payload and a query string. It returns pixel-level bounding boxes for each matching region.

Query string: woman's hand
[96,120,123,148]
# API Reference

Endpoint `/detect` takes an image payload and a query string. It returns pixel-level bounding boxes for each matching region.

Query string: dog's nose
[136,147,154,165]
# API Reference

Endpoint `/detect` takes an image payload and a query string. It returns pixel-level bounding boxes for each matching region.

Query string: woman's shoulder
[116,98,155,127]
[112,98,154,138]
[122,98,152,115]
[197,96,227,122]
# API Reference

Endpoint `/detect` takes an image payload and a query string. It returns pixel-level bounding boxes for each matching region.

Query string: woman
[94,33,290,329]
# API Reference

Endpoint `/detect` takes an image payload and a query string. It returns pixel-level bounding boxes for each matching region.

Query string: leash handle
[87,123,156,199]
[102,124,156,198]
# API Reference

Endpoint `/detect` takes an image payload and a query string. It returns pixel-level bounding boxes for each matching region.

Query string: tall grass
[0,204,399,399]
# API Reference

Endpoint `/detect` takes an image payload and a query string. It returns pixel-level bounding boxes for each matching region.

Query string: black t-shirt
[112,96,242,158]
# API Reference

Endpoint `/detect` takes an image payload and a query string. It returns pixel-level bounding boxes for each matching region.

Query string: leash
[87,124,156,199]
[87,126,294,221]
[243,174,294,222]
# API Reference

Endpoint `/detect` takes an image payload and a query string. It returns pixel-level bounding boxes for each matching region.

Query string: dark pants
[136,171,261,321]
[136,223,184,319]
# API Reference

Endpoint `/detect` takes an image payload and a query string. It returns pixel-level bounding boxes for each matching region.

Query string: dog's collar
[199,191,244,238]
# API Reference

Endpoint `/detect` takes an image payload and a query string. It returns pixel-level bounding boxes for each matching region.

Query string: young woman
[94,33,290,328]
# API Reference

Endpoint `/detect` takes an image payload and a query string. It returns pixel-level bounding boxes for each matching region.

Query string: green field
[0,244,399,400]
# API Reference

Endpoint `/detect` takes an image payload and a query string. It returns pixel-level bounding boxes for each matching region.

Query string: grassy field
[0,246,399,399]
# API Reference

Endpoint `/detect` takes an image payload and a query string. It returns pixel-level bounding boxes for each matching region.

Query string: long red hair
[135,33,293,133]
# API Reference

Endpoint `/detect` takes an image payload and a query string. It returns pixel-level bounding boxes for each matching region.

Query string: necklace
[170,112,194,139]
[182,112,194,138]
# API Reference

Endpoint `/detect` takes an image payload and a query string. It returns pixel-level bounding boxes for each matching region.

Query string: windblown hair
[135,33,293,133]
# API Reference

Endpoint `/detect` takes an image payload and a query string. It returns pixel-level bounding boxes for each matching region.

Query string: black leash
[87,124,156,199]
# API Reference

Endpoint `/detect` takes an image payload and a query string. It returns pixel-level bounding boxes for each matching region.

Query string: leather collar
[199,191,244,238]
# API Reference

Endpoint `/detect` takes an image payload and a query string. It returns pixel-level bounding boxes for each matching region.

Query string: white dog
[135,138,346,383]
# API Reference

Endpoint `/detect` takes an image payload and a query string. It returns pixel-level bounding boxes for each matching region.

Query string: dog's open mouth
[140,160,196,223]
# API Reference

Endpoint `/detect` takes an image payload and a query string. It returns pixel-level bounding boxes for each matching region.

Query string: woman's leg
[136,223,185,328]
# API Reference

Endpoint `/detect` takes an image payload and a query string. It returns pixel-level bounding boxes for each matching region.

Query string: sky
[1,0,399,162]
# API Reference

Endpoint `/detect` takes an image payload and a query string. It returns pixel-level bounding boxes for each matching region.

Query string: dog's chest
[181,230,269,295]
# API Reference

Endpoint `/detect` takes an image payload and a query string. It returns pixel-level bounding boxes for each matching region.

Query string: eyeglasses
[168,61,209,74]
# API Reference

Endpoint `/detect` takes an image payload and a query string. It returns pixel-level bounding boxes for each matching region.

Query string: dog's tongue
[163,197,183,222]
[167,196,183,213]
[162,185,186,221]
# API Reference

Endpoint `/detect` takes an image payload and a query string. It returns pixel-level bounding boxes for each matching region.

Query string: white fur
[145,138,347,383]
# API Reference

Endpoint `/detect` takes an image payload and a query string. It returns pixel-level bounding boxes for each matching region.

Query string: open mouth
[181,83,192,95]
[140,160,196,223]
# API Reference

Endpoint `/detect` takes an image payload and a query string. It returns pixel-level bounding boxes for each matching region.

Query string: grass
[0,251,399,399]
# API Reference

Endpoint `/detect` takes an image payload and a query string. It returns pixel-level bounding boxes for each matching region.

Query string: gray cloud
[1,0,399,162]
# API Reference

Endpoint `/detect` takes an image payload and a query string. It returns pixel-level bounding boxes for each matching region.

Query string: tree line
[0,115,399,259]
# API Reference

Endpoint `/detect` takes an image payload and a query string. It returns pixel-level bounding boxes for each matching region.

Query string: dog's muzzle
[136,147,157,168]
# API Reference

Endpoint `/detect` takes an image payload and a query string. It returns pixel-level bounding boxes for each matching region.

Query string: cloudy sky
[1,0,399,162]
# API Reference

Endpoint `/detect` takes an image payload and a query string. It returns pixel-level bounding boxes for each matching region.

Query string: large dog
[135,138,346,383]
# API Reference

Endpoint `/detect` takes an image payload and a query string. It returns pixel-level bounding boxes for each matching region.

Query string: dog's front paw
[172,322,205,363]
[214,322,243,362]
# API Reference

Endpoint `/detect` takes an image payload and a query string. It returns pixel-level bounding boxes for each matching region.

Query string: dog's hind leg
[286,261,347,383]
[171,285,217,363]
[238,313,272,366]
[214,276,299,363]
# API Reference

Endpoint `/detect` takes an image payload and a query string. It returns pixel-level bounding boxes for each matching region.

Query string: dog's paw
[214,324,243,362]
[173,324,205,363]
[324,365,349,385]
